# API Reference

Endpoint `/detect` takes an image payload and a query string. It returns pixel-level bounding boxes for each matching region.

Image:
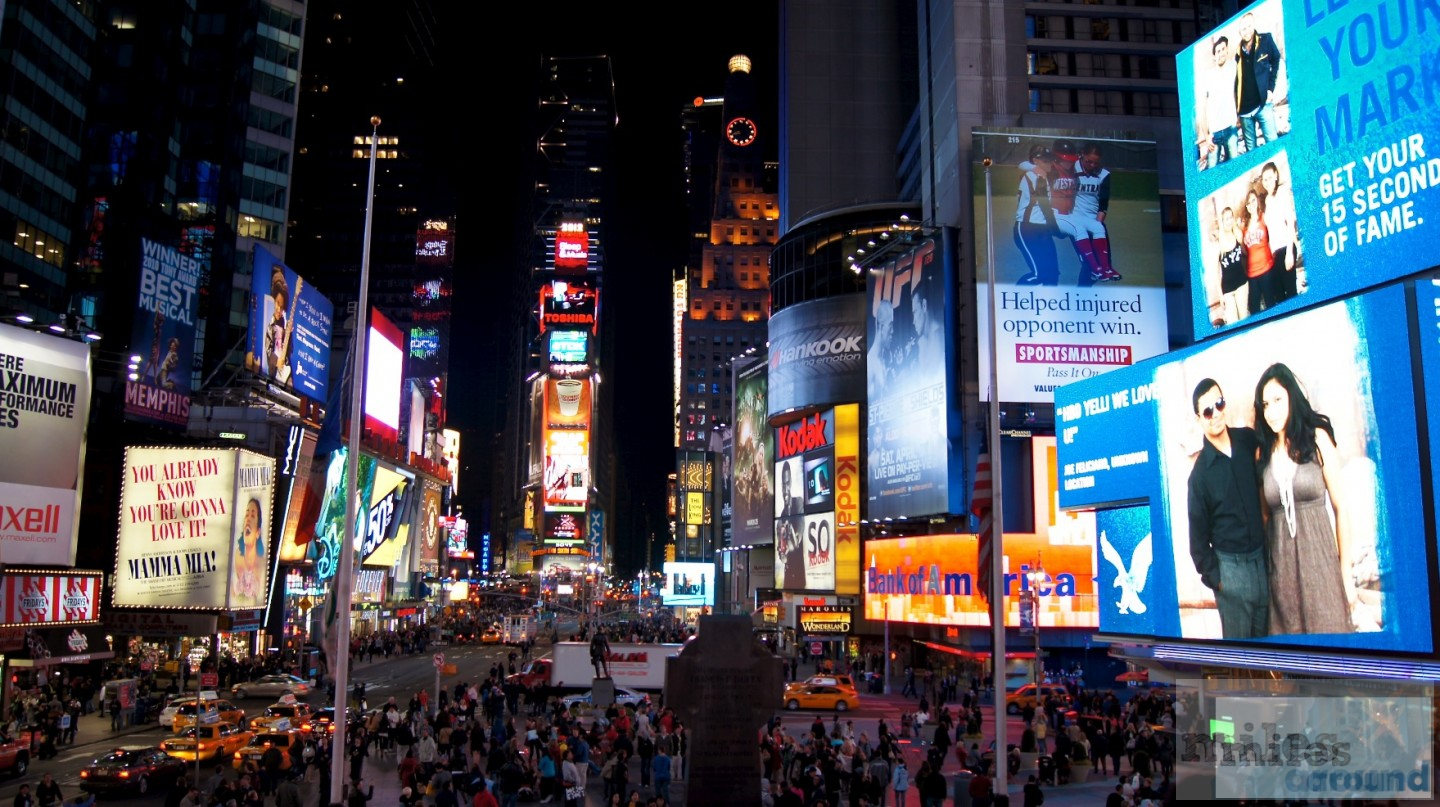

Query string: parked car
[160,722,254,761]
[230,674,312,700]
[80,747,188,795]
[560,686,649,710]
[782,682,859,712]
[1005,683,1074,715]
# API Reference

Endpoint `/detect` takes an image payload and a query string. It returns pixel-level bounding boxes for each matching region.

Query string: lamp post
[1026,561,1050,688]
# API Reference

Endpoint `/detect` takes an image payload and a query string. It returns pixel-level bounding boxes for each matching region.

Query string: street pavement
[20,651,1120,806]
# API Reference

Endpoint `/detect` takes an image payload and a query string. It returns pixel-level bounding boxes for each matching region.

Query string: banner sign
[731,358,774,546]
[863,533,1098,628]
[115,447,276,611]
[865,231,963,520]
[0,572,101,626]
[1178,0,1440,339]
[125,238,199,428]
[798,605,852,635]
[103,610,217,638]
[246,245,334,400]
[1056,284,1428,653]
[972,129,1169,404]
[767,295,866,417]
[0,323,89,566]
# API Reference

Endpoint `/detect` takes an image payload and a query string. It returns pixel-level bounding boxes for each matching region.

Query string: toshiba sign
[767,295,865,417]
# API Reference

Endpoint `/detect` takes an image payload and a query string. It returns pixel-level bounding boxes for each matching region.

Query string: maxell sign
[766,294,866,417]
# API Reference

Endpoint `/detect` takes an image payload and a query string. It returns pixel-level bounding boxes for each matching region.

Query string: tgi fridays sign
[0,572,101,626]
[798,605,852,635]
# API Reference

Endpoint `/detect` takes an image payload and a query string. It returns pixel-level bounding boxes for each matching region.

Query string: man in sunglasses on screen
[1187,378,1269,639]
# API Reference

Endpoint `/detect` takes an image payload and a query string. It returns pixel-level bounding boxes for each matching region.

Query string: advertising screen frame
[971,128,1169,405]
[661,561,715,607]
[246,245,334,401]
[542,376,591,513]
[1176,0,1440,340]
[731,358,774,546]
[365,307,404,442]
[766,294,867,416]
[865,230,963,520]
[0,323,89,566]
[1056,282,1430,654]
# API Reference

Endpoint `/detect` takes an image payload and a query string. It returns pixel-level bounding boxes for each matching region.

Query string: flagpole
[329,115,380,806]
[983,158,1008,796]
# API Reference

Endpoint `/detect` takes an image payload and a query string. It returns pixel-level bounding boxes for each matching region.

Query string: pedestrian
[891,757,910,807]
[651,746,672,803]
[13,783,33,807]
[35,775,61,807]
[1022,774,1044,807]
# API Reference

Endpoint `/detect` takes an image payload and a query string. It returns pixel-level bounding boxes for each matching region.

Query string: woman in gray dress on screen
[1254,362,1356,634]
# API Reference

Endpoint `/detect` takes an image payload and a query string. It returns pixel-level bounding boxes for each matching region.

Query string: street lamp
[1026,560,1050,688]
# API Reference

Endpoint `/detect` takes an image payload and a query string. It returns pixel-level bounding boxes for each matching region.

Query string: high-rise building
[496,54,618,582]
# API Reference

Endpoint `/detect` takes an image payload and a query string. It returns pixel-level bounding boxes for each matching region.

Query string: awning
[7,627,115,667]
[914,640,1036,660]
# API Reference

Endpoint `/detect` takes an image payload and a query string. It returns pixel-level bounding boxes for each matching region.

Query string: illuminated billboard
[411,220,453,380]
[115,447,276,610]
[312,448,377,582]
[543,377,590,512]
[548,329,589,365]
[1056,283,1428,653]
[539,279,598,332]
[417,480,442,574]
[0,571,102,626]
[365,308,404,443]
[446,516,472,559]
[245,245,334,401]
[527,377,545,486]
[553,222,590,272]
[863,533,1098,628]
[865,230,964,520]
[126,238,201,427]
[275,425,318,564]
[731,358,774,546]
[543,512,585,548]
[1422,278,1440,576]
[767,295,866,416]
[0,324,89,566]
[1178,0,1440,339]
[775,411,838,592]
[661,561,714,607]
[972,129,1169,404]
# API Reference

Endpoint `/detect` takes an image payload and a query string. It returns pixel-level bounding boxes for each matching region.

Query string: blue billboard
[1421,275,1440,574]
[247,246,334,400]
[1179,0,1440,339]
[1057,283,1429,654]
[124,238,201,428]
[865,228,964,520]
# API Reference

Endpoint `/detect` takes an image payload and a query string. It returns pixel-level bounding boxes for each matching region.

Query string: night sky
[443,8,778,568]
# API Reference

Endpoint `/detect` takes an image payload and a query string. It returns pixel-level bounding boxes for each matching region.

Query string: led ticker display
[1056,284,1428,654]
[365,308,404,443]
[543,377,591,512]
[863,533,1098,628]
[1178,0,1440,338]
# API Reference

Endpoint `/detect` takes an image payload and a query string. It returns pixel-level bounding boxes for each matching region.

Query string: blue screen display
[1058,283,1429,653]
[1177,0,1440,339]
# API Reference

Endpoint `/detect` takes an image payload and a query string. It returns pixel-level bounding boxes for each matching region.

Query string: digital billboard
[1422,277,1440,570]
[775,411,837,591]
[972,129,1169,404]
[767,294,866,416]
[246,245,334,400]
[863,533,1099,628]
[527,377,544,487]
[275,425,318,564]
[543,376,590,512]
[446,516,472,559]
[731,358,773,546]
[548,329,589,366]
[126,238,201,427]
[115,447,276,610]
[0,323,89,566]
[0,572,102,626]
[365,308,404,443]
[312,448,377,582]
[1056,284,1428,653]
[543,512,585,548]
[1178,0,1440,339]
[410,220,452,380]
[539,279,598,332]
[553,222,590,273]
[661,561,714,607]
[865,230,963,520]
[418,480,442,574]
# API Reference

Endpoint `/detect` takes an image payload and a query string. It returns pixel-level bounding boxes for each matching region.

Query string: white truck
[507,641,684,691]
[501,613,537,645]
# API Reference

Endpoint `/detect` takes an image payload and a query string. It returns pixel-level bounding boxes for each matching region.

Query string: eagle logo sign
[1100,531,1152,615]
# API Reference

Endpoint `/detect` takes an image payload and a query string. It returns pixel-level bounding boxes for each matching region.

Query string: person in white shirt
[1197,35,1241,169]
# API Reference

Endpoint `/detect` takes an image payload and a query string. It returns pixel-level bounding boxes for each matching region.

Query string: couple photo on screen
[1184,360,1381,641]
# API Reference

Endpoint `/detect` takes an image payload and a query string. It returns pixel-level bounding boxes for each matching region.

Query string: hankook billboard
[767,295,866,418]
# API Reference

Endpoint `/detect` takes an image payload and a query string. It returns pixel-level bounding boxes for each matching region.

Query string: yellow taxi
[1004,683,1073,715]
[172,698,245,732]
[233,726,301,772]
[248,698,313,732]
[160,722,253,761]
[481,627,503,645]
[782,681,859,712]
